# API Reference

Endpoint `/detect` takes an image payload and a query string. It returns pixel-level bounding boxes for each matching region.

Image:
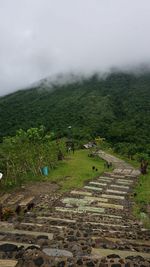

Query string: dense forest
[0,72,150,157]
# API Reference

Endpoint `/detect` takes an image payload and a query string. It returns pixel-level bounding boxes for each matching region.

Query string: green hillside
[0,72,150,155]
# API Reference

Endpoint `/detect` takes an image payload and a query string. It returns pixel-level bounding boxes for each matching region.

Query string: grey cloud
[0,0,150,95]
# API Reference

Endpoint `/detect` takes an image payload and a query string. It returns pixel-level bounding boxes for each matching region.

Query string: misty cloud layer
[0,0,150,96]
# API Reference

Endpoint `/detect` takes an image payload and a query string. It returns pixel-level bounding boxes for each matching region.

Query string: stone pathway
[0,151,150,267]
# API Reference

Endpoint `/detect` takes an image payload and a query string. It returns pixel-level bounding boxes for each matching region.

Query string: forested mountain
[0,72,150,154]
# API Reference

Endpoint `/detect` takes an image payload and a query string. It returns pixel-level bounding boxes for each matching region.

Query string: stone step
[116,180,133,185]
[101,194,125,200]
[92,247,150,259]
[131,170,140,176]
[96,202,124,210]
[62,197,93,206]
[84,186,103,191]
[84,196,108,203]
[111,174,128,179]
[113,168,124,173]
[20,222,65,230]
[105,237,150,247]
[0,228,53,240]
[104,172,125,178]
[55,206,105,214]
[89,181,107,186]
[117,179,133,183]
[110,184,129,189]
[0,222,14,229]
[97,178,112,183]
[0,260,18,267]
[19,196,34,207]
[106,189,127,195]
[37,216,76,224]
[121,169,133,174]
[7,194,24,205]
[98,176,114,180]
[62,197,123,210]
[71,190,92,196]
[55,207,123,219]
[87,222,129,228]
[0,194,11,204]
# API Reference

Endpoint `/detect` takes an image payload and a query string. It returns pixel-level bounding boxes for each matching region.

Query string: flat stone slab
[62,197,93,206]
[43,248,73,257]
[19,196,34,207]
[71,190,92,196]
[110,174,126,179]
[0,194,11,204]
[56,206,105,214]
[117,179,133,183]
[0,260,18,267]
[92,247,150,259]
[101,194,125,200]
[37,216,76,223]
[8,194,24,205]
[122,169,132,174]
[113,168,123,173]
[88,213,123,219]
[84,196,108,203]
[106,189,127,195]
[0,222,14,229]
[20,222,43,227]
[97,202,123,210]
[110,184,129,189]
[105,237,150,247]
[89,222,128,228]
[84,186,103,191]
[99,176,113,180]
[55,207,83,214]
[131,170,140,176]
[97,178,111,183]
[78,206,105,213]
[21,222,64,230]
[89,181,107,186]
[0,229,53,240]
[116,180,133,185]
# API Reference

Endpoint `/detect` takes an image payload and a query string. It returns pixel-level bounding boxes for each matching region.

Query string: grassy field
[47,149,105,192]
[133,171,150,227]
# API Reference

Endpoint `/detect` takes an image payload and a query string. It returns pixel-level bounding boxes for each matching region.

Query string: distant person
[140,160,148,175]
[72,143,75,154]
[0,172,3,185]
[106,162,110,169]
[0,204,3,220]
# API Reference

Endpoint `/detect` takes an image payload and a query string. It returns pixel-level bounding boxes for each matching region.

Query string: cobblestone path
[0,151,150,267]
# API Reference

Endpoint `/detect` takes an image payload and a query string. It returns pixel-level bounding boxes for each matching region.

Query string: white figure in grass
[0,172,3,180]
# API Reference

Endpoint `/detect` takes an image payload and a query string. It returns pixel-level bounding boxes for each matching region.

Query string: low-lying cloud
[0,0,150,96]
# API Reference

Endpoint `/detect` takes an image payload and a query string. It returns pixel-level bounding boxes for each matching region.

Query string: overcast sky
[0,0,150,96]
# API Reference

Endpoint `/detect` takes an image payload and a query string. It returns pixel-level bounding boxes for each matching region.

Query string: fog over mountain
[0,0,150,96]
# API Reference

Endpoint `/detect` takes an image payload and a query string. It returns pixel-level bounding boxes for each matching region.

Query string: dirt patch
[21,181,59,196]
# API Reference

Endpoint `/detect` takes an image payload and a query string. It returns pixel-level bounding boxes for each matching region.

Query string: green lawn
[47,149,105,192]
[133,171,150,228]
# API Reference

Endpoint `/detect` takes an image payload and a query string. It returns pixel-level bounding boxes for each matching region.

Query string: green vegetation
[0,72,150,160]
[0,126,66,190]
[47,149,105,192]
